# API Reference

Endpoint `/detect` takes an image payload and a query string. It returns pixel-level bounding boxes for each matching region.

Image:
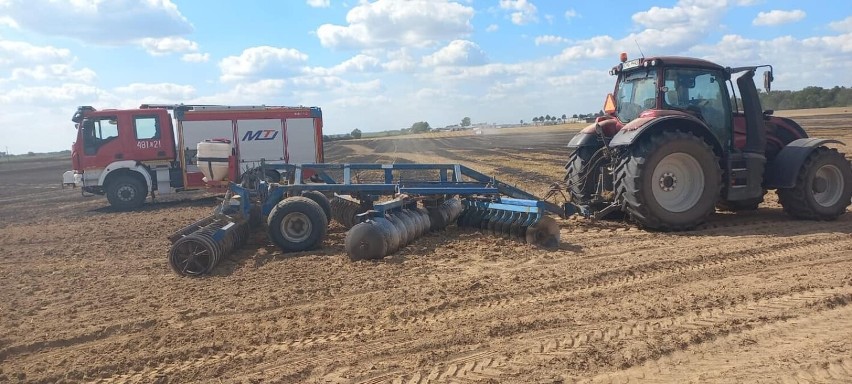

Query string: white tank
[197,139,232,182]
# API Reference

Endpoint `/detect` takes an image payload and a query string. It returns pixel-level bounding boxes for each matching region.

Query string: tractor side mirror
[763,71,773,92]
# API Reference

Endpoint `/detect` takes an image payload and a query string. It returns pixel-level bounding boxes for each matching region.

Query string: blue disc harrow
[167,163,564,276]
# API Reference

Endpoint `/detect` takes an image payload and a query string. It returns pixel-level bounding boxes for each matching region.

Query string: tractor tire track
[89,236,851,382]
[370,285,852,383]
[584,302,852,383]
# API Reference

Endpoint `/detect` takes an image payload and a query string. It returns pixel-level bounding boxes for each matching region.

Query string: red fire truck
[62,104,324,210]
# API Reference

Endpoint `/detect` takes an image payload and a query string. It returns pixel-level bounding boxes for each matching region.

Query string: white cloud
[535,35,569,46]
[422,40,487,67]
[8,65,96,83]
[307,0,330,7]
[307,54,382,75]
[564,9,578,20]
[0,83,108,104]
[499,0,538,25]
[549,0,728,63]
[0,40,72,68]
[829,16,852,33]
[736,0,762,6]
[114,83,196,102]
[381,48,417,72]
[753,9,806,26]
[219,46,309,82]
[181,52,210,63]
[0,0,193,44]
[0,16,18,28]
[689,33,852,89]
[140,37,199,56]
[0,38,98,84]
[316,0,474,49]
[485,24,499,33]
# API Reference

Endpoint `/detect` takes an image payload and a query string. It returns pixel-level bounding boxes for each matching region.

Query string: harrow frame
[168,162,564,276]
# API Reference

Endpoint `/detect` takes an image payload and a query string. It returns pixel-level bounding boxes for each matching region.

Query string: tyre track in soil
[47,220,838,373]
[0,319,158,362]
[363,286,852,384]
[583,304,852,383]
[7,216,848,379]
[82,234,851,383]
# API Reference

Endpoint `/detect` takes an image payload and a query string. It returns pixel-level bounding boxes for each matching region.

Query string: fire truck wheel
[267,196,328,252]
[106,175,147,210]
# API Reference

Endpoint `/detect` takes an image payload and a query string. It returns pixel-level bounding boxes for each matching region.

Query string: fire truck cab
[64,104,324,210]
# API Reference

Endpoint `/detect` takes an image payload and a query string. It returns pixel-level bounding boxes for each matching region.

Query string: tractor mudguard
[609,114,722,150]
[765,138,846,189]
[567,132,599,148]
[568,119,621,149]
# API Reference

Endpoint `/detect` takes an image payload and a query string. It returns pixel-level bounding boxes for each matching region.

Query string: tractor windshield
[615,69,657,123]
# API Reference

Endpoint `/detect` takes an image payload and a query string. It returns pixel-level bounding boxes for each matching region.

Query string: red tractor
[565,54,852,229]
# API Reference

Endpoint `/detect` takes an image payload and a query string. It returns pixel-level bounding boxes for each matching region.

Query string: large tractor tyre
[564,146,601,202]
[301,190,332,224]
[106,175,147,210]
[267,196,328,252]
[777,147,852,220]
[615,130,721,230]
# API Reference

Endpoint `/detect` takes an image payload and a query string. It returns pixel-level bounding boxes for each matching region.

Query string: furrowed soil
[1,111,851,383]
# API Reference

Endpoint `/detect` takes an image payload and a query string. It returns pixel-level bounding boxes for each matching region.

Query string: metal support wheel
[267,196,328,252]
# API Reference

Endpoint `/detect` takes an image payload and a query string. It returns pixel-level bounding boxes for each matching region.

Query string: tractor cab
[607,55,735,147]
[565,54,851,230]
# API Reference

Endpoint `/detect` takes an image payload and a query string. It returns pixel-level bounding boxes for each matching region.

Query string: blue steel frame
[230,163,564,217]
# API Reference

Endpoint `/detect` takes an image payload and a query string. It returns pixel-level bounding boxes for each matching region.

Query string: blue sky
[0,0,850,153]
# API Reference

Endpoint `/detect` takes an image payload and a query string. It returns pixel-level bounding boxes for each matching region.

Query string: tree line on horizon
[757,86,851,111]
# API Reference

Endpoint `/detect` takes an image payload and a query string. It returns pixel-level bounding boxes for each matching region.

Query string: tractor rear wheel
[778,147,852,220]
[615,130,721,230]
[267,196,328,252]
[106,175,147,210]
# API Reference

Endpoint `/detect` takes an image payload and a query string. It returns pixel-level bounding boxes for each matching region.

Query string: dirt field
[1,111,851,383]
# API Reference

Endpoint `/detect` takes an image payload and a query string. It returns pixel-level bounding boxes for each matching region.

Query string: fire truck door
[237,119,285,165]
[131,114,169,161]
[81,114,126,167]
[286,118,318,164]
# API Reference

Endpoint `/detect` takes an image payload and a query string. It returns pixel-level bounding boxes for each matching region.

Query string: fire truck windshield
[615,69,657,123]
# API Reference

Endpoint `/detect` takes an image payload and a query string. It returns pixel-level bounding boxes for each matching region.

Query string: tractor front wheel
[615,130,721,230]
[565,146,601,203]
[778,147,852,220]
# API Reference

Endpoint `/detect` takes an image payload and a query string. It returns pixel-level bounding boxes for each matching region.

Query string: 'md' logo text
[242,130,279,141]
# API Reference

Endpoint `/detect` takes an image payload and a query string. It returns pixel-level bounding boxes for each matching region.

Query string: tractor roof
[645,56,725,71]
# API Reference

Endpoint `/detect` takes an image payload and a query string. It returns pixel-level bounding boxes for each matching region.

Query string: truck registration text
[137,140,162,149]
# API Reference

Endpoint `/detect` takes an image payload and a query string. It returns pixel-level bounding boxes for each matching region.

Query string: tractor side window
[134,116,160,140]
[616,69,657,123]
[727,79,740,113]
[664,69,730,132]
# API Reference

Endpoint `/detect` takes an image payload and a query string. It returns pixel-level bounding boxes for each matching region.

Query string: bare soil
[1,113,851,383]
